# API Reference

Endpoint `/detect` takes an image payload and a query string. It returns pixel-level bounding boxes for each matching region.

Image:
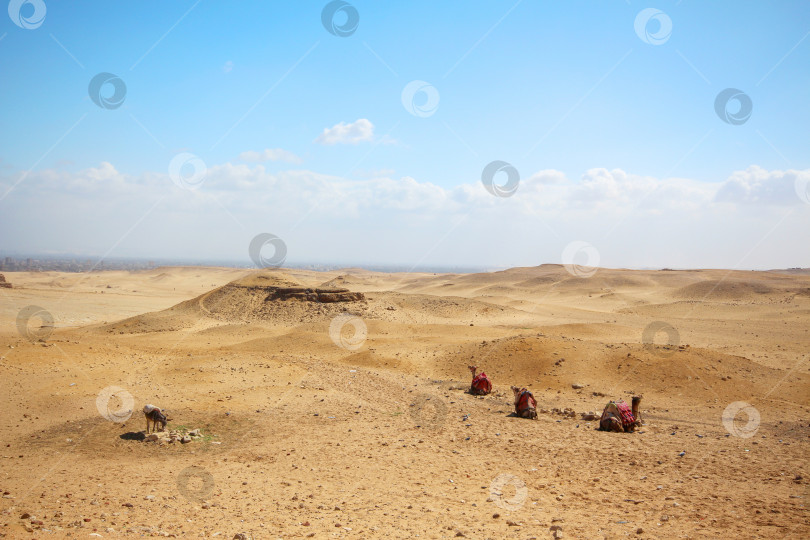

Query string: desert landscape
[4,1,809,538]
[0,265,807,539]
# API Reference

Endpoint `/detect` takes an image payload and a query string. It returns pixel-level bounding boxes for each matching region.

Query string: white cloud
[222,61,233,73]
[238,148,302,164]
[524,170,567,186]
[315,118,374,145]
[714,165,807,205]
[2,163,808,269]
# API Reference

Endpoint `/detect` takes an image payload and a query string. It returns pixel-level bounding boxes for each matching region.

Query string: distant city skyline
[2,1,809,270]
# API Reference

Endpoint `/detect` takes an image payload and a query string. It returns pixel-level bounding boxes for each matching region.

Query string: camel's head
[631,395,642,421]
[468,365,477,376]
[510,385,521,403]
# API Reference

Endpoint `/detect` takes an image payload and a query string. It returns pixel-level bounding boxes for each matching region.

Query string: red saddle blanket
[613,400,636,428]
[471,372,492,393]
[517,390,536,412]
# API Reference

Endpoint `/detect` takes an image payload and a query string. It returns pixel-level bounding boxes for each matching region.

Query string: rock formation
[265,287,364,303]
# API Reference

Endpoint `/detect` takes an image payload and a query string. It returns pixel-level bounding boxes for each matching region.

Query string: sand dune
[0,265,808,538]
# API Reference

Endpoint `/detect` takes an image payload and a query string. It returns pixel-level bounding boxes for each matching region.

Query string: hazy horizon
[2,250,808,275]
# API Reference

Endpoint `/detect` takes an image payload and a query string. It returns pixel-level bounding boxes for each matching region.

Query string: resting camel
[511,386,537,419]
[143,404,168,433]
[468,365,492,395]
[598,396,642,432]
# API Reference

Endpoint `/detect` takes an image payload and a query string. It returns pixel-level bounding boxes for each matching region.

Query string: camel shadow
[119,431,145,441]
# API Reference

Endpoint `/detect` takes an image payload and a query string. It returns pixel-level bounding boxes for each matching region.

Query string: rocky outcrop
[265,287,365,303]
[0,274,10,288]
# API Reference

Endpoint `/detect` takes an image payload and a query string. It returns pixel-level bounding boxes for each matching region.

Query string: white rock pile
[143,428,203,444]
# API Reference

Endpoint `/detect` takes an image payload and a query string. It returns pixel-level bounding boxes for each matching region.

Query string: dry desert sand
[0,265,808,539]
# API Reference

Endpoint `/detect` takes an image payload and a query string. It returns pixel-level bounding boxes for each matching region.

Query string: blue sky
[1,1,809,269]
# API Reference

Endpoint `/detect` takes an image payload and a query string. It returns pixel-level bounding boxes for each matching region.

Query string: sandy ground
[0,265,808,539]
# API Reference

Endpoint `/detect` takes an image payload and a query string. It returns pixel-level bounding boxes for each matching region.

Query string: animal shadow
[119,431,145,441]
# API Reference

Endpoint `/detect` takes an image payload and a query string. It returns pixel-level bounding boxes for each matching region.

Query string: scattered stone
[572,383,584,389]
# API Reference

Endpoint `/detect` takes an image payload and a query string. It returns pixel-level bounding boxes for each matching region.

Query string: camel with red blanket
[468,365,492,395]
[598,396,642,432]
[511,386,537,419]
